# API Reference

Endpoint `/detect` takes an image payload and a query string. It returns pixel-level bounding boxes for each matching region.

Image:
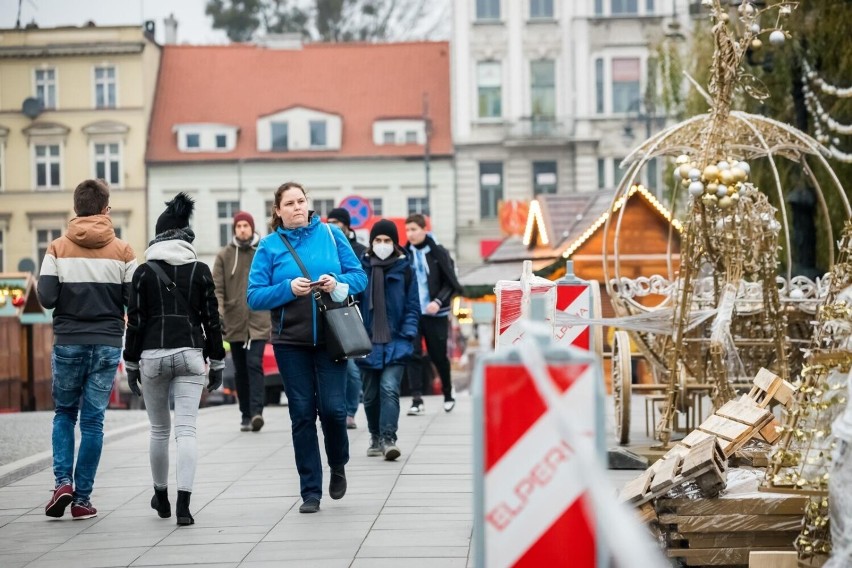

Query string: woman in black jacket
[123,193,225,526]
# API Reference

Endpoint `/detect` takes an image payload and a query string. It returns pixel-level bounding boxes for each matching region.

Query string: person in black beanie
[124,192,226,526]
[355,219,420,460]
[326,207,368,429]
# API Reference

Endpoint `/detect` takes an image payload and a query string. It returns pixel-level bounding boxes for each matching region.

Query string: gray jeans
[827,440,852,568]
[141,349,205,492]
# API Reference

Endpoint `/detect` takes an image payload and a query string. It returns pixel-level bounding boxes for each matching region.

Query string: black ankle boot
[151,487,171,518]
[176,490,194,526]
[329,466,347,500]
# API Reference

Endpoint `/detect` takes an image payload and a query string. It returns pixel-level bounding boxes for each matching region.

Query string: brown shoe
[45,483,73,518]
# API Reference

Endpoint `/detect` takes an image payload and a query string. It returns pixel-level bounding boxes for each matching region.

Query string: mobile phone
[307,279,325,287]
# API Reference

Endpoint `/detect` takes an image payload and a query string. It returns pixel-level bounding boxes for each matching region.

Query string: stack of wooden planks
[657,484,807,566]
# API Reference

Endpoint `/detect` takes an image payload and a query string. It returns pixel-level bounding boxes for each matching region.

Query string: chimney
[164,13,178,44]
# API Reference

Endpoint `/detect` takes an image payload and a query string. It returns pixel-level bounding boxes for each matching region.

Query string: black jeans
[232,340,267,420]
[406,315,453,401]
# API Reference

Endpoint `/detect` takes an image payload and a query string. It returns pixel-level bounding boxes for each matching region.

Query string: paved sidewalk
[0,395,473,568]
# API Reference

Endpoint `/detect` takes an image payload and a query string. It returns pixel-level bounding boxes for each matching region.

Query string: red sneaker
[71,502,97,520]
[45,483,73,518]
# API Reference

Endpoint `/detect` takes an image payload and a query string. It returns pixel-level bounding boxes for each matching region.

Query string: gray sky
[1,0,449,44]
[2,0,230,44]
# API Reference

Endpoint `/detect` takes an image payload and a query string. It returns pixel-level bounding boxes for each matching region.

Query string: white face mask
[373,243,394,260]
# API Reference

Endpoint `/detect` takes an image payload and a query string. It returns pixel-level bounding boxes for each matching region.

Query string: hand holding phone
[308,279,325,287]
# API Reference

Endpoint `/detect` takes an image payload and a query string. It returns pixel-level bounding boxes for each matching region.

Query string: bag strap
[147,261,200,324]
[278,232,333,311]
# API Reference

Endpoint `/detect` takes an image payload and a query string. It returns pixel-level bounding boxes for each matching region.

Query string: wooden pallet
[619,436,726,505]
[657,479,807,567]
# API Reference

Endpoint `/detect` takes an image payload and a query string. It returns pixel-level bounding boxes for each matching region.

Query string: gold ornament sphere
[703,165,720,181]
[719,169,735,185]
[706,182,719,195]
[675,154,690,165]
[730,166,747,183]
[751,38,763,50]
[718,196,733,209]
[678,164,693,179]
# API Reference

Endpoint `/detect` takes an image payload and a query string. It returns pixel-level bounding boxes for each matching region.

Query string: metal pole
[237,158,243,210]
[423,92,431,217]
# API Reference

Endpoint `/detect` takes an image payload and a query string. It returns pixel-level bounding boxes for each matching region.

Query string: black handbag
[279,231,372,361]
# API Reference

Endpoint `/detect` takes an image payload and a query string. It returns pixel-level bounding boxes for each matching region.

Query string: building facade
[451,0,689,269]
[147,41,454,267]
[0,25,160,272]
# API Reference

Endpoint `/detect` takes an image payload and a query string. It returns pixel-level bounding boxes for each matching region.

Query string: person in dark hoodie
[355,219,420,461]
[326,207,367,430]
[123,193,226,526]
[37,179,137,521]
[247,182,367,514]
[213,211,272,432]
[404,214,464,415]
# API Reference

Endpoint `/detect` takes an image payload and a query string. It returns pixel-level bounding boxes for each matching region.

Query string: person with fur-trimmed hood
[213,211,272,432]
[123,192,226,526]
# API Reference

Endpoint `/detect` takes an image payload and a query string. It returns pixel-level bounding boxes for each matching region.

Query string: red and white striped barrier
[479,359,598,567]
[554,270,591,351]
[494,261,555,351]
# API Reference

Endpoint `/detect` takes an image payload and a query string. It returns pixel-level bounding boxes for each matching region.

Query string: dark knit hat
[369,219,399,246]
[233,211,255,233]
[327,207,351,228]
[155,192,195,235]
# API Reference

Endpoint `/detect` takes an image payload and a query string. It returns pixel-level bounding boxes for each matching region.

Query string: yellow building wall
[0,26,160,271]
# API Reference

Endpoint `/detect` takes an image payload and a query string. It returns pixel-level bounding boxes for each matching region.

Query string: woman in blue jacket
[247,182,367,514]
[356,219,420,461]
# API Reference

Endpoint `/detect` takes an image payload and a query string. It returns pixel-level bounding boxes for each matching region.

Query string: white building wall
[148,158,455,267]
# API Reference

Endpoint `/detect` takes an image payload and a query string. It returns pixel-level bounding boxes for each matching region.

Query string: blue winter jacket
[247,214,367,346]
[355,251,421,370]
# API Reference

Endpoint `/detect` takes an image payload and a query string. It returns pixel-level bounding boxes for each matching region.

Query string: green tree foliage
[683,1,852,272]
[206,0,443,43]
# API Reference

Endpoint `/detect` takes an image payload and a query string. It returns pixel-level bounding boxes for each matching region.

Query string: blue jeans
[51,344,121,503]
[273,344,349,501]
[361,364,404,443]
[344,359,362,418]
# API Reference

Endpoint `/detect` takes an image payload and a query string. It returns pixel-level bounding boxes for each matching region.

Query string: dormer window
[271,122,289,151]
[310,121,327,147]
[173,123,239,152]
[256,106,341,152]
[373,119,426,146]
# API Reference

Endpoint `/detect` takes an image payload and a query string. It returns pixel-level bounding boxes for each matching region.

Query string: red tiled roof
[146,41,451,163]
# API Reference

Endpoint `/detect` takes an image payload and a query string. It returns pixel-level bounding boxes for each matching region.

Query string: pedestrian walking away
[327,207,367,430]
[356,219,420,461]
[404,214,464,415]
[213,211,271,433]
[123,193,226,526]
[37,179,137,521]
[247,182,367,514]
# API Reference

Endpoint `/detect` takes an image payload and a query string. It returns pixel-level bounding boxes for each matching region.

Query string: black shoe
[299,498,320,513]
[329,466,347,500]
[176,490,194,526]
[151,487,171,519]
[367,436,382,457]
[240,418,251,432]
[251,414,264,432]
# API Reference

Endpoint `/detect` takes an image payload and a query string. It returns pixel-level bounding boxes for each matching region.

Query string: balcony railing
[505,117,574,141]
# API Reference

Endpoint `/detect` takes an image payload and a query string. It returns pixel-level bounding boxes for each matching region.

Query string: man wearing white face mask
[355,220,420,460]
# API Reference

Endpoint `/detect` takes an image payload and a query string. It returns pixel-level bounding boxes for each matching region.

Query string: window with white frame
[530,59,555,118]
[310,121,327,147]
[530,0,553,19]
[479,162,503,219]
[0,140,4,191]
[612,58,641,113]
[477,61,502,119]
[597,158,606,188]
[94,143,121,185]
[0,229,4,272]
[217,200,240,247]
[35,144,61,189]
[405,131,418,144]
[596,0,644,15]
[613,157,627,187]
[383,131,396,144]
[35,68,56,109]
[595,58,605,114]
[370,198,383,216]
[313,199,335,218]
[36,228,63,272]
[476,0,500,21]
[215,134,227,149]
[271,122,288,151]
[94,66,116,108]
[407,197,429,215]
[185,133,200,149]
[533,161,557,195]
